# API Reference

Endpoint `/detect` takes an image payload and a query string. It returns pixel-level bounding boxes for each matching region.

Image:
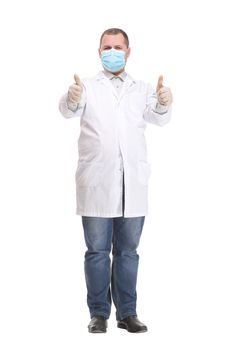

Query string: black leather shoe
[88,316,107,333]
[117,315,148,333]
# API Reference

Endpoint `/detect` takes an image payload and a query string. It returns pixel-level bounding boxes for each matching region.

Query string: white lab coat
[59,71,171,217]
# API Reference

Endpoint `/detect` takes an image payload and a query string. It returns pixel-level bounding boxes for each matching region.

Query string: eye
[115,46,123,50]
[103,46,112,50]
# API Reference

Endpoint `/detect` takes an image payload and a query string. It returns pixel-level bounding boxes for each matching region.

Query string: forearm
[143,105,172,126]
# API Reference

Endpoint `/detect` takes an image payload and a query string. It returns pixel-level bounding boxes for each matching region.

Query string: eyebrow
[102,45,124,49]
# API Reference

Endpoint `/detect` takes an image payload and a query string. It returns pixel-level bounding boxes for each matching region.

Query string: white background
[0,0,232,349]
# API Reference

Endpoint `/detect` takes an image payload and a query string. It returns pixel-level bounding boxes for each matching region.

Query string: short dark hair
[99,28,129,48]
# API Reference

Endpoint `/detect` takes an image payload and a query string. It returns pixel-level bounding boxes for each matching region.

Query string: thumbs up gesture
[156,75,173,106]
[67,74,83,104]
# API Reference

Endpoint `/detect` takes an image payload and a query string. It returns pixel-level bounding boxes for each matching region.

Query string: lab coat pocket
[75,161,103,188]
[137,161,151,186]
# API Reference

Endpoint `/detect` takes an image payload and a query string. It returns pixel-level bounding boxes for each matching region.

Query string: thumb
[156,75,163,92]
[74,74,81,86]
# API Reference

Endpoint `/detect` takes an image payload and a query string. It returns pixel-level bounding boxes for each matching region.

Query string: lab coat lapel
[96,71,118,99]
[118,74,136,100]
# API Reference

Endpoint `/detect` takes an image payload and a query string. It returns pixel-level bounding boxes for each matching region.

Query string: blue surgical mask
[101,49,126,73]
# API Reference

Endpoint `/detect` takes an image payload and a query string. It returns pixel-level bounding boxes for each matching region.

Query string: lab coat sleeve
[143,83,171,126]
[58,85,86,119]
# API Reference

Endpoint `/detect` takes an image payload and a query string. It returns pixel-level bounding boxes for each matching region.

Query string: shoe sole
[117,323,147,333]
[88,327,107,333]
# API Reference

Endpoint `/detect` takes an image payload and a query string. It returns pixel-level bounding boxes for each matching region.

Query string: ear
[98,48,101,58]
[126,47,131,58]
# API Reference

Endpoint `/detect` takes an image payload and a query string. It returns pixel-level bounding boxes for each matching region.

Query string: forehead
[101,33,127,47]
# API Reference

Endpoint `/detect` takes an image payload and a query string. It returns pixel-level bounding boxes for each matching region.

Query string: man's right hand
[67,74,83,104]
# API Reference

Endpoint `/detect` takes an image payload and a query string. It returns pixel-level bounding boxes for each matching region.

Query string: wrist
[67,97,79,111]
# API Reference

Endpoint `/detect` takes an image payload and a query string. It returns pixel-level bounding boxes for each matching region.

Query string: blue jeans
[81,215,145,321]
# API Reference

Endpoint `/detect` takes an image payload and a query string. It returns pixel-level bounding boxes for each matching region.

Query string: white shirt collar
[103,70,127,81]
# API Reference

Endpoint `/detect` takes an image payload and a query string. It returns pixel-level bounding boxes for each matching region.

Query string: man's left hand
[156,75,173,106]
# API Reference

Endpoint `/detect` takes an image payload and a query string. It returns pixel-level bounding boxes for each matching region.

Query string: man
[59,28,173,333]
